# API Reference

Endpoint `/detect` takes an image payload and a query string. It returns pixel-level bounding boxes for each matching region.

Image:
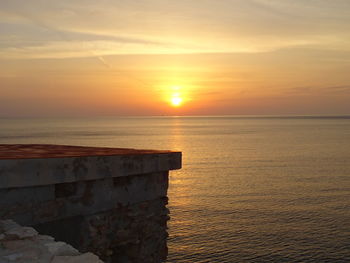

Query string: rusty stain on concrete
[0,144,177,160]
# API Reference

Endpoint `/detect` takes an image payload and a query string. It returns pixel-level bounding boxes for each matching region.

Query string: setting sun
[166,86,185,107]
[171,96,183,107]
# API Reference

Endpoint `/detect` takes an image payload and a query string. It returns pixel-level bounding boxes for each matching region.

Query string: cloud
[0,0,350,59]
[285,86,350,96]
[1,32,346,60]
[0,40,212,59]
[96,56,110,68]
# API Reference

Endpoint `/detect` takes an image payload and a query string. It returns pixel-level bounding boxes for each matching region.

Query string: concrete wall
[0,146,181,263]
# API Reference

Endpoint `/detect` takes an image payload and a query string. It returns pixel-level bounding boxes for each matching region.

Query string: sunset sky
[1,0,350,116]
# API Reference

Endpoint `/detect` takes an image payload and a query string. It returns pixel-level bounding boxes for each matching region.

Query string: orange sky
[1,1,350,116]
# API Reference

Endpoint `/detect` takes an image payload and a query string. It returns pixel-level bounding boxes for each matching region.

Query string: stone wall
[32,172,170,262]
[0,145,181,263]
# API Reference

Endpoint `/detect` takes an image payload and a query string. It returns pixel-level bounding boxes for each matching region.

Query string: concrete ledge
[0,144,181,189]
[0,144,181,262]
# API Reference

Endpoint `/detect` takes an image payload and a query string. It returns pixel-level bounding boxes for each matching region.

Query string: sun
[171,96,183,107]
[166,85,186,107]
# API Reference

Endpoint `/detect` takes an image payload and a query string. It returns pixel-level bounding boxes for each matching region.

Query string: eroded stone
[0,220,19,232]
[51,252,104,263]
[2,252,23,261]
[5,227,38,240]
[0,220,102,263]
[44,241,79,256]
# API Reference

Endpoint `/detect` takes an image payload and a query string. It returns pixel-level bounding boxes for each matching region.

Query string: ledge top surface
[0,144,179,160]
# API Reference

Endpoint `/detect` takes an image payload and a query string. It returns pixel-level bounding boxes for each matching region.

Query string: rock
[2,252,23,261]
[1,239,33,250]
[0,220,103,262]
[0,220,19,233]
[36,235,55,241]
[44,241,79,256]
[5,227,38,240]
[51,252,104,263]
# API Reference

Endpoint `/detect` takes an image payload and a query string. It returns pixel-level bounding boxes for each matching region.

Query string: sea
[1,116,349,262]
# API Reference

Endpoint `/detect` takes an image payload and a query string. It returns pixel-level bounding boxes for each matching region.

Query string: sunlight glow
[171,96,183,107]
[166,85,185,107]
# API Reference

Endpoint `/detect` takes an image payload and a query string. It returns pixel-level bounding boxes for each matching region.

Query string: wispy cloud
[285,86,350,95]
[1,0,350,59]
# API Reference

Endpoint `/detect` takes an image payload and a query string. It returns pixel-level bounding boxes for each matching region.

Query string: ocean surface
[1,116,350,262]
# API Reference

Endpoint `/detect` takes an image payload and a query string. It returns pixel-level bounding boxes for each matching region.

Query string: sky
[1,0,350,116]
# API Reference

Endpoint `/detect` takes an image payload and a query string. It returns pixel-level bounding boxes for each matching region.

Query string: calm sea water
[1,116,350,262]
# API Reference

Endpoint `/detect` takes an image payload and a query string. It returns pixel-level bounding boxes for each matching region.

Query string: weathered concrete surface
[0,144,181,263]
[0,220,103,263]
[0,144,176,159]
[0,171,170,227]
[0,144,181,189]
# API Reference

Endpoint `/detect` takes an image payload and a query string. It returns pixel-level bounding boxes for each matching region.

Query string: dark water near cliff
[1,116,350,262]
